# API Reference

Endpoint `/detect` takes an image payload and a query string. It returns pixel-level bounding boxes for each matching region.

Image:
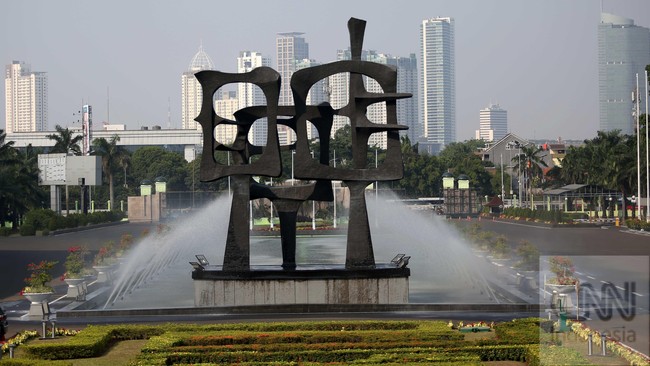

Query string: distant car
[0,306,7,340]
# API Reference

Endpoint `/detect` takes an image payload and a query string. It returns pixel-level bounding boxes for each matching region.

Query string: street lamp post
[332,150,337,229]
[291,150,295,185]
[375,148,378,203]
[635,73,641,218]
[269,178,274,229]
[645,69,649,222]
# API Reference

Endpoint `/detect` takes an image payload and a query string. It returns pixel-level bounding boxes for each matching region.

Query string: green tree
[0,136,46,229]
[395,136,443,197]
[130,146,188,191]
[512,144,548,208]
[560,130,636,219]
[46,125,82,155]
[92,135,129,210]
[0,130,19,227]
[437,140,493,196]
[438,140,485,168]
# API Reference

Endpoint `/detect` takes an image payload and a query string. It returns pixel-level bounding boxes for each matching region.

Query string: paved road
[455,218,650,356]
[459,219,650,256]
[0,222,155,299]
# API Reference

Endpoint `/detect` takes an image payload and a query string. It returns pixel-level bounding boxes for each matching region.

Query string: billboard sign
[66,155,102,186]
[38,153,67,185]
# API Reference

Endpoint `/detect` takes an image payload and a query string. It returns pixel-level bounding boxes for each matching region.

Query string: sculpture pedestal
[192,264,409,307]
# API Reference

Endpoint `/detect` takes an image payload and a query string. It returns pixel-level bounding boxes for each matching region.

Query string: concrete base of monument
[192,264,410,306]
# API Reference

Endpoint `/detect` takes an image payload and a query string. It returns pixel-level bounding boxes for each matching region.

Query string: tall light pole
[645,69,649,222]
[269,177,274,229]
[291,150,295,185]
[635,73,641,218]
[311,151,316,230]
[375,147,378,204]
[500,153,505,203]
[332,150,337,229]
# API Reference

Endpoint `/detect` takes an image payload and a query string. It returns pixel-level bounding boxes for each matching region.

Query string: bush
[23,209,57,231]
[0,226,11,236]
[19,224,36,236]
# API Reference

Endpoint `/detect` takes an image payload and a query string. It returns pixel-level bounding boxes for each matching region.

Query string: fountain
[81,17,518,312]
[100,192,502,310]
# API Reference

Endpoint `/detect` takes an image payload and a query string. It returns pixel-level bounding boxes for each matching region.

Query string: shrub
[23,209,57,231]
[0,226,12,236]
[515,240,539,270]
[19,223,36,236]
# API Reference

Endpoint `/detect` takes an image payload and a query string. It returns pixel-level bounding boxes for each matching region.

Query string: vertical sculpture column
[345,181,374,269]
[223,175,251,271]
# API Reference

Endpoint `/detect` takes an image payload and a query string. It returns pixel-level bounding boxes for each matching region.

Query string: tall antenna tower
[167,97,171,129]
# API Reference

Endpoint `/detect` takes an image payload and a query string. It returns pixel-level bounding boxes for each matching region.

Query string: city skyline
[2,0,649,141]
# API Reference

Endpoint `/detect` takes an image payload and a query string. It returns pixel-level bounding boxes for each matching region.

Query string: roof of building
[189,43,214,72]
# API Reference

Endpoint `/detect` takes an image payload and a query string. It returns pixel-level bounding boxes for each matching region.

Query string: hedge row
[626,218,650,231]
[16,319,594,365]
[23,325,163,360]
[19,208,126,236]
[502,207,571,223]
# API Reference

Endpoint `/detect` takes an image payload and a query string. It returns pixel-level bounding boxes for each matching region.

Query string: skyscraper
[276,32,309,106]
[237,51,271,146]
[181,44,214,130]
[420,17,455,154]
[598,13,650,135]
[476,103,507,142]
[5,61,48,133]
[213,90,239,145]
[329,49,418,149]
[276,32,309,144]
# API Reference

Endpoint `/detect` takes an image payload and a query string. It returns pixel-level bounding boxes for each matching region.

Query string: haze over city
[3,0,650,141]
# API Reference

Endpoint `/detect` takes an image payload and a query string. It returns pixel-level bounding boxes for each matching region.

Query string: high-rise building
[329,49,418,149]
[181,44,214,130]
[476,103,507,142]
[276,32,309,106]
[420,17,455,154]
[237,51,271,146]
[213,90,239,145]
[599,13,650,135]
[276,32,309,145]
[5,61,48,133]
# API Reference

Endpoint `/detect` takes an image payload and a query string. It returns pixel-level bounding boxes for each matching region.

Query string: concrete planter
[64,278,86,299]
[23,292,52,317]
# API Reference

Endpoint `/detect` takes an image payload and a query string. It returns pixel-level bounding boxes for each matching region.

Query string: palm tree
[46,125,82,156]
[512,144,548,208]
[46,125,83,213]
[93,135,129,210]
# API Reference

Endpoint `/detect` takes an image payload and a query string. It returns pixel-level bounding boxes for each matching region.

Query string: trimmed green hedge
[23,325,163,360]
[18,209,126,236]
[626,218,650,231]
[502,207,570,223]
[15,319,595,366]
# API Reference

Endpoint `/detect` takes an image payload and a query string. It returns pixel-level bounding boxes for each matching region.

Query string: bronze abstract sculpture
[194,17,410,272]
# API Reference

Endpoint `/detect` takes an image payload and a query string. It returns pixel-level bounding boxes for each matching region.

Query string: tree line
[1,111,648,229]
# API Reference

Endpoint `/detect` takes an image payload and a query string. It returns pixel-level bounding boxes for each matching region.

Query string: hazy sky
[2,0,649,141]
